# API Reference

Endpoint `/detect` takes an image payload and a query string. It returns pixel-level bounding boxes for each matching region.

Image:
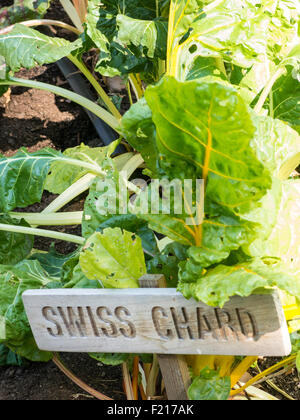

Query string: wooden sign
[22,288,291,356]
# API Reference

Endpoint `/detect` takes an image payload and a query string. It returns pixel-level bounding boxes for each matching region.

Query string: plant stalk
[156,0,160,17]
[122,362,134,400]
[230,354,297,396]
[53,353,112,400]
[42,173,96,214]
[0,19,81,36]
[146,354,159,398]
[9,211,86,226]
[254,67,286,114]
[128,74,144,100]
[59,0,84,32]
[0,223,85,245]
[68,55,122,120]
[0,77,120,132]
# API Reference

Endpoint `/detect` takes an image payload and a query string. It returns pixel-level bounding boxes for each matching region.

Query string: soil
[0,353,125,401]
[0,0,299,401]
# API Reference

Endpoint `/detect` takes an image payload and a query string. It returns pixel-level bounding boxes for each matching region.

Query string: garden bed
[0,0,299,401]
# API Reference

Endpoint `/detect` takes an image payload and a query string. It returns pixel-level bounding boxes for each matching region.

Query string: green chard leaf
[121,97,159,177]
[147,242,189,287]
[125,77,271,253]
[145,77,271,211]
[0,214,33,265]
[30,244,79,279]
[0,260,55,361]
[179,258,300,308]
[94,214,159,258]
[0,147,105,212]
[61,249,102,289]
[0,55,8,96]
[85,0,166,78]
[0,24,82,73]
[272,66,300,135]
[80,228,146,288]
[45,142,118,195]
[0,344,24,367]
[188,367,231,400]
[116,15,168,60]
[82,157,129,238]
[0,148,61,212]
[89,352,130,366]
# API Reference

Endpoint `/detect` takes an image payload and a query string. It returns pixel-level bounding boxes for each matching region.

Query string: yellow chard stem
[166,1,176,74]
[231,354,297,396]
[68,55,122,120]
[230,356,258,388]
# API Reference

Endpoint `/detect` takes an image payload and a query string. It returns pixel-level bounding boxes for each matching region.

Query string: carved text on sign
[42,304,258,342]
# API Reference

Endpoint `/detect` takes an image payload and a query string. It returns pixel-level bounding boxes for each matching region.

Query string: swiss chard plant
[0,0,300,400]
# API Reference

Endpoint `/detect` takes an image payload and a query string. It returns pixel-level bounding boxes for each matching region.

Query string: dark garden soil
[0,0,299,401]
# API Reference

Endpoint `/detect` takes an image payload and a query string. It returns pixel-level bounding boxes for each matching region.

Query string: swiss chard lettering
[0,0,299,400]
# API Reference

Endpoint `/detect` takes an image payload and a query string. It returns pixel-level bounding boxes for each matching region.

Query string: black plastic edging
[55,57,126,154]
[42,26,125,153]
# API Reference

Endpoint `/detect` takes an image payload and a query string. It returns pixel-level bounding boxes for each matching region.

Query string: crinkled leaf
[0,24,82,73]
[0,260,55,361]
[133,77,271,252]
[6,333,52,362]
[86,0,164,78]
[179,246,230,285]
[95,214,159,258]
[80,228,146,288]
[30,244,79,279]
[117,15,168,59]
[0,214,33,265]
[179,258,300,308]
[121,97,159,176]
[45,142,117,194]
[145,77,270,211]
[188,367,231,400]
[0,147,103,212]
[147,242,188,287]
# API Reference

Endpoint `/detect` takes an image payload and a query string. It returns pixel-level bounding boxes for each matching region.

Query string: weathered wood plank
[139,275,191,400]
[158,355,191,400]
[22,288,291,356]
